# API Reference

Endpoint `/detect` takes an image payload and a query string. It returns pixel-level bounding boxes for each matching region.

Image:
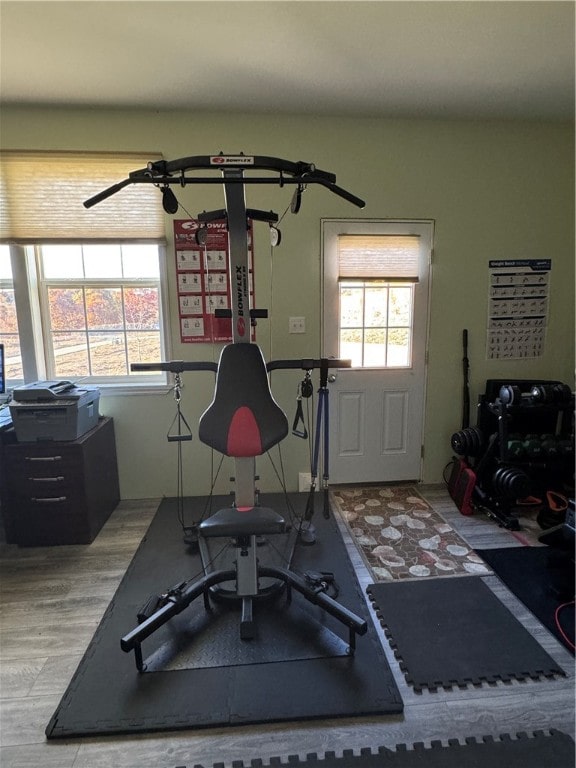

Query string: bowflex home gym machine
[85,153,368,671]
[449,379,574,530]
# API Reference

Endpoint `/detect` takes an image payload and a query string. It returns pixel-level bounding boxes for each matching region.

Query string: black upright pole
[462,329,470,429]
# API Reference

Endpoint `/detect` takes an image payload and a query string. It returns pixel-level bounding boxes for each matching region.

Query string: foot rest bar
[259,566,367,637]
[121,568,235,653]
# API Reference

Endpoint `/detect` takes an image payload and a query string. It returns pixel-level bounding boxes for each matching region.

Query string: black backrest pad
[198,343,288,456]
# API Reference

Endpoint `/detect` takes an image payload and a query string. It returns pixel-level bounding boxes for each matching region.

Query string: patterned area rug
[331,485,491,582]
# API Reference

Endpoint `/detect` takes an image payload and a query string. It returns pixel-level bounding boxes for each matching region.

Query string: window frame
[2,242,172,393]
[0,253,22,382]
[322,218,433,373]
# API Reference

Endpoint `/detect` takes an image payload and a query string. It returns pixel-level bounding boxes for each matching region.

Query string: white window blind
[0,151,165,243]
[338,234,420,280]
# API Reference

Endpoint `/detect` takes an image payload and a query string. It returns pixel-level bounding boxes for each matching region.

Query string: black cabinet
[0,417,120,546]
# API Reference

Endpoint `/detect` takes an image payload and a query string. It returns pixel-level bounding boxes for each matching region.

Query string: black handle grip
[323,181,366,209]
[267,358,351,372]
[83,179,132,209]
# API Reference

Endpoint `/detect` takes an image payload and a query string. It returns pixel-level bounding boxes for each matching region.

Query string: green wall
[1,107,574,498]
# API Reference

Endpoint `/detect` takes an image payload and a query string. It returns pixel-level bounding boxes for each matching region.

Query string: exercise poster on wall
[174,219,254,343]
[486,259,551,359]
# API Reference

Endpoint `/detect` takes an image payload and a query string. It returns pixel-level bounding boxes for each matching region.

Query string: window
[0,246,22,380]
[0,243,168,389]
[0,151,170,391]
[39,243,164,381]
[339,280,414,367]
[336,234,419,368]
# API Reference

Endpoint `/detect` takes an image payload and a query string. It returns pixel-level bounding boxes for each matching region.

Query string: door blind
[338,234,420,280]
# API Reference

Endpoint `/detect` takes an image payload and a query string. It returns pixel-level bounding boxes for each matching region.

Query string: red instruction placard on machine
[174,219,255,343]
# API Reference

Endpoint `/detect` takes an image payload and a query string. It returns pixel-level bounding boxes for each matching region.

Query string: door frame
[320,218,434,483]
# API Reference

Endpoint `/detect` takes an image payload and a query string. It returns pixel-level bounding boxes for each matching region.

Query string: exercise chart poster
[174,219,254,343]
[486,259,551,359]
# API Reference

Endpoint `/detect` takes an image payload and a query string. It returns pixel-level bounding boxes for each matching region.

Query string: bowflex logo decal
[210,155,255,166]
[235,265,248,338]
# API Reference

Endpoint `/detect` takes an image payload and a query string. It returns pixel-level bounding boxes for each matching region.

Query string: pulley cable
[165,372,194,539]
[292,382,308,439]
[292,369,313,439]
[167,373,193,444]
[265,444,299,529]
[199,450,226,524]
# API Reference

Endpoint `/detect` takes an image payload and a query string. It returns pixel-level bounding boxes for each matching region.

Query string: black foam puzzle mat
[47,493,403,738]
[367,575,566,693]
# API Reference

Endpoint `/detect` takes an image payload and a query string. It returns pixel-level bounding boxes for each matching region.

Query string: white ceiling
[1,0,574,121]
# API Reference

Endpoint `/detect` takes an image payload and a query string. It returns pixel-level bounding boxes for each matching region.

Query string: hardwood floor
[0,488,574,768]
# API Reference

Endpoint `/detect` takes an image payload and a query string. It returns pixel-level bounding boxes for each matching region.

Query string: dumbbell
[540,434,560,458]
[451,426,484,457]
[492,465,530,499]
[554,383,572,403]
[556,438,575,457]
[530,383,572,404]
[523,434,545,460]
[507,435,526,460]
[499,383,573,406]
[499,384,533,405]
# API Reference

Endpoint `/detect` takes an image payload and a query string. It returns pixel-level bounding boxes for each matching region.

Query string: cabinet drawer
[11,500,92,545]
[19,495,78,511]
[8,473,81,500]
[4,449,83,479]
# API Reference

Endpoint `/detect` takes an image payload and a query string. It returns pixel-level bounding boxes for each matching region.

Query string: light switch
[289,316,306,334]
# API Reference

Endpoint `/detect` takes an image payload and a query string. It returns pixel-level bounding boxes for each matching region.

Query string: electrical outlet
[299,472,316,492]
[289,316,306,334]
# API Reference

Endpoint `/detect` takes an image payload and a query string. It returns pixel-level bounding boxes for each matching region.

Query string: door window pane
[336,233,417,368]
[364,328,387,366]
[339,328,363,367]
[389,286,412,325]
[365,284,387,327]
[340,284,363,327]
[388,328,411,366]
[338,280,413,367]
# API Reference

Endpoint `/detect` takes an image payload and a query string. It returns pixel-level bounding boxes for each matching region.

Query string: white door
[322,220,433,484]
